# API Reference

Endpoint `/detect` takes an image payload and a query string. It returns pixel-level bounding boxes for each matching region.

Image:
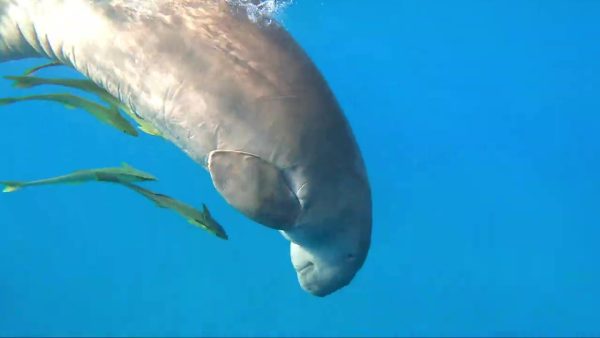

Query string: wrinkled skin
[0,0,372,296]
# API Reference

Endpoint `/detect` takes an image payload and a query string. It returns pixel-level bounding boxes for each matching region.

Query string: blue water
[1,1,600,336]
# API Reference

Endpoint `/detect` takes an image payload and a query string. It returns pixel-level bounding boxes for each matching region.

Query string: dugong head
[201,8,372,297]
[208,144,372,297]
[286,167,372,297]
[206,81,372,297]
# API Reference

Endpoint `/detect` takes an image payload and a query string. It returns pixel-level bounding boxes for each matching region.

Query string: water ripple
[226,0,293,24]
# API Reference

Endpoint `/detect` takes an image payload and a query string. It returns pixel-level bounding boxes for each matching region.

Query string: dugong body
[0,0,372,296]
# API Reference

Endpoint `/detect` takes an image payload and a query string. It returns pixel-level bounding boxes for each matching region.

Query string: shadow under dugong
[0,0,372,297]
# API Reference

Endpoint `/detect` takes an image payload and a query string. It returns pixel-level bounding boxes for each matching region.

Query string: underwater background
[1,0,600,336]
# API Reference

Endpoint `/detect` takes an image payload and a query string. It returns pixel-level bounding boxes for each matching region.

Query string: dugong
[0,0,372,297]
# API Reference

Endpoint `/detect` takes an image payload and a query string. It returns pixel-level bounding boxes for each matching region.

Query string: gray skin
[0,0,372,297]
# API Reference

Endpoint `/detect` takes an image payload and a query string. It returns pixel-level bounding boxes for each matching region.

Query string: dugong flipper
[0,0,372,296]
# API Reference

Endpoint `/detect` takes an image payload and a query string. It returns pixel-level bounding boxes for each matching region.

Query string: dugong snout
[290,218,371,297]
[287,181,372,297]
[208,144,372,296]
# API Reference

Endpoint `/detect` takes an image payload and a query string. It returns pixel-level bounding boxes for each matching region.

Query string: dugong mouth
[295,264,354,298]
[298,261,315,275]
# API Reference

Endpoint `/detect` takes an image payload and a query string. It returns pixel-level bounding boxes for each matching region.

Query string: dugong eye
[346,253,356,261]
